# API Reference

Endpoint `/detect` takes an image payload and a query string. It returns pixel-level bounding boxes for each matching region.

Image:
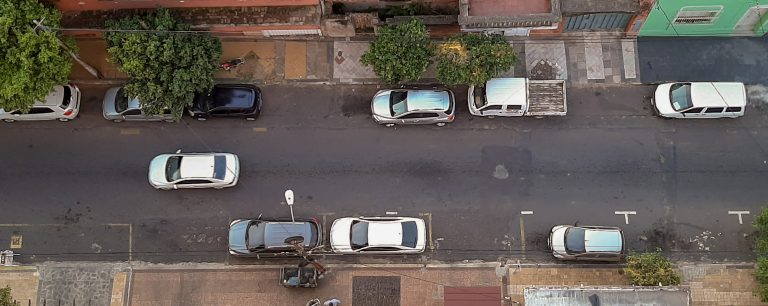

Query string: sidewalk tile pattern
[129,267,501,306]
[621,39,637,79]
[585,43,605,80]
[332,41,378,81]
[0,269,38,306]
[680,264,765,306]
[525,40,567,80]
[284,41,307,80]
[37,263,126,306]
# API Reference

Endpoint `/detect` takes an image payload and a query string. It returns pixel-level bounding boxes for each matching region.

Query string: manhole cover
[352,276,401,306]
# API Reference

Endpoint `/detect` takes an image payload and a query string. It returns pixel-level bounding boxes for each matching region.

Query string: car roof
[689,82,746,108]
[264,222,313,248]
[212,86,255,109]
[367,222,403,246]
[38,85,66,106]
[406,90,450,111]
[584,228,623,253]
[179,155,216,178]
[485,78,527,106]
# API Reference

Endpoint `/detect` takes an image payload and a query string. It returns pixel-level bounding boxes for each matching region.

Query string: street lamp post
[285,189,295,223]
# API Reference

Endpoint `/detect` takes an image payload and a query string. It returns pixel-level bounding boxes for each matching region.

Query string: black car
[189,84,262,120]
[228,217,322,257]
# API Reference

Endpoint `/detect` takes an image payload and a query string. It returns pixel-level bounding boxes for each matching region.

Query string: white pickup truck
[468,78,567,117]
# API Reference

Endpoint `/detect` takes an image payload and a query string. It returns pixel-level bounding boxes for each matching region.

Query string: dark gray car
[228,217,322,257]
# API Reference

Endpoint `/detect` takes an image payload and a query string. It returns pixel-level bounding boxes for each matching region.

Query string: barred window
[673,6,723,24]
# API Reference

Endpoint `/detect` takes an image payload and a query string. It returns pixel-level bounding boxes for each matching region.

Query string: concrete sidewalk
[0,262,764,305]
[70,33,640,86]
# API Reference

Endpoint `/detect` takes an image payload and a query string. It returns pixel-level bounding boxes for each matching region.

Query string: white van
[652,82,746,119]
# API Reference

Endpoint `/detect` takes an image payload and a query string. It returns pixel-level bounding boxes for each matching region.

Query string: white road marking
[614,211,637,224]
[728,211,750,224]
[521,211,534,215]
[385,211,398,215]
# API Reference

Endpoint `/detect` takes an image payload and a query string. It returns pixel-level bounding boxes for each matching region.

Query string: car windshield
[350,220,369,249]
[670,83,693,111]
[213,155,226,180]
[474,86,487,109]
[115,88,130,113]
[390,91,408,117]
[564,227,586,254]
[165,156,182,181]
[60,86,72,109]
[401,221,418,248]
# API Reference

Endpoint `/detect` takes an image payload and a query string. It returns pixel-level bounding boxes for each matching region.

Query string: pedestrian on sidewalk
[323,298,341,306]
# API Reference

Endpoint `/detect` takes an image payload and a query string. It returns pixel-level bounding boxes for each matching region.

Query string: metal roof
[485,78,527,106]
[525,286,690,306]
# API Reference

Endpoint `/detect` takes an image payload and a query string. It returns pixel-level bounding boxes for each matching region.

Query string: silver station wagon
[102,87,176,122]
[371,88,455,127]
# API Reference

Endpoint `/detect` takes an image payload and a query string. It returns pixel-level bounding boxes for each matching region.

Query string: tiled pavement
[1,263,766,305]
[71,35,640,86]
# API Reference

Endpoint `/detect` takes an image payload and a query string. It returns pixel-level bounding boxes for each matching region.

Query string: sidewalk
[69,33,640,86]
[1,262,764,306]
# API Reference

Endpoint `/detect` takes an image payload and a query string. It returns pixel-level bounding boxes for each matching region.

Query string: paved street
[1,84,768,264]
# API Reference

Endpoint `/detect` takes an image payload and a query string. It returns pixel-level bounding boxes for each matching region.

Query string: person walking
[323,298,341,306]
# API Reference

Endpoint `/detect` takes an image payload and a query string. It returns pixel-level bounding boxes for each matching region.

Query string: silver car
[0,84,80,122]
[371,89,455,127]
[548,225,625,262]
[148,150,239,190]
[102,87,176,122]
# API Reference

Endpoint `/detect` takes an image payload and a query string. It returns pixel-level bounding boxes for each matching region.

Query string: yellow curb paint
[110,272,128,306]
[253,127,267,133]
[284,41,307,80]
[120,128,140,135]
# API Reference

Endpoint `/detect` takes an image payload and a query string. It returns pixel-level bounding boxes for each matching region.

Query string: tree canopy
[436,33,517,86]
[104,8,221,118]
[0,0,73,111]
[0,285,19,306]
[361,19,434,84]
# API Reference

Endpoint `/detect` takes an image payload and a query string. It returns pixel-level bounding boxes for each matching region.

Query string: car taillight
[63,109,73,116]
[447,115,455,121]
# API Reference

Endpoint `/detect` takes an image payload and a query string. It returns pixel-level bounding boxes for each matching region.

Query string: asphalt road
[1,83,768,264]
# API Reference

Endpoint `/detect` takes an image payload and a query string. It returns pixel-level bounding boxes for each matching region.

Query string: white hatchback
[0,84,81,122]
[652,82,746,119]
[330,216,426,254]
[148,150,239,190]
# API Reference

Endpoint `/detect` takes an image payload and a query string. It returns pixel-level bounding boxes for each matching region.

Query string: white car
[330,216,426,254]
[148,150,239,190]
[652,82,746,119]
[0,84,80,122]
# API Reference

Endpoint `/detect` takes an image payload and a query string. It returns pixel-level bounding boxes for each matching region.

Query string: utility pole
[32,18,102,79]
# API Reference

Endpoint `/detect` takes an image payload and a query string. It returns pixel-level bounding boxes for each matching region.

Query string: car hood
[330,218,353,252]
[148,155,170,186]
[550,226,568,253]
[371,91,392,118]
[653,83,677,116]
[102,87,121,117]
[228,220,249,253]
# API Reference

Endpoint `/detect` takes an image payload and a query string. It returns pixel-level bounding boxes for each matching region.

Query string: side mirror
[173,185,178,190]
[257,213,262,220]
[175,149,182,153]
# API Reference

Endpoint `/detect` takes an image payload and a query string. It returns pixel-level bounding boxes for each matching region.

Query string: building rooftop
[468,0,552,16]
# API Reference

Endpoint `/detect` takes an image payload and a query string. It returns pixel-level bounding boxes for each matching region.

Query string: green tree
[0,0,73,111]
[435,33,516,86]
[104,8,221,118]
[624,249,681,286]
[754,207,768,301]
[0,285,19,306]
[361,19,434,84]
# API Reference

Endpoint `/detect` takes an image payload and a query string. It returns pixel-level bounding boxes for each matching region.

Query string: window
[401,112,439,119]
[673,6,723,25]
[506,105,523,111]
[360,247,400,252]
[350,221,369,250]
[474,86,487,109]
[390,91,408,117]
[115,88,130,113]
[726,107,742,112]
[401,221,418,248]
[480,105,503,111]
[683,107,704,114]
[670,83,693,111]
[60,86,72,108]
[122,109,141,116]
[27,107,54,114]
[705,107,724,113]
[165,156,182,181]
[177,179,212,185]
[213,155,227,180]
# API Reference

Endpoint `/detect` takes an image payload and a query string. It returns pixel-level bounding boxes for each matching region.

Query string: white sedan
[330,216,426,254]
[148,150,239,190]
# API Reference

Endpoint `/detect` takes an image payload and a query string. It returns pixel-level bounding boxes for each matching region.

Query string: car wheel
[436,122,446,127]
[113,119,123,123]
[197,117,207,121]
[3,119,14,123]
[58,118,70,122]
[385,123,395,127]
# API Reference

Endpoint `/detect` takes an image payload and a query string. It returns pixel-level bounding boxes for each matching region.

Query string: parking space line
[728,211,750,224]
[419,212,434,251]
[120,128,140,135]
[614,211,637,224]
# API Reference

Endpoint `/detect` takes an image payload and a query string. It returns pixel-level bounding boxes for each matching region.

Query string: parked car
[371,88,455,126]
[102,87,176,122]
[652,82,746,118]
[189,84,262,120]
[0,84,80,122]
[330,216,426,254]
[148,150,239,190]
[228,217,322,257]
[548,225,625,262]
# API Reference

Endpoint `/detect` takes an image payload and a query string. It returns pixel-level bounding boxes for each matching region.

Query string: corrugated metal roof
[525,286,690,306]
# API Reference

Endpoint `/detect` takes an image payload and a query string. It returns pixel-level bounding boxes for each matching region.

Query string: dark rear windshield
[213,155,226,180]
[212,87,255,109]
[565,228,586,254]
[60,86,72,108]
[401,221,418,248]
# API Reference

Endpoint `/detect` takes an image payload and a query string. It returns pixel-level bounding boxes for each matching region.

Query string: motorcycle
[219,58,244,71]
